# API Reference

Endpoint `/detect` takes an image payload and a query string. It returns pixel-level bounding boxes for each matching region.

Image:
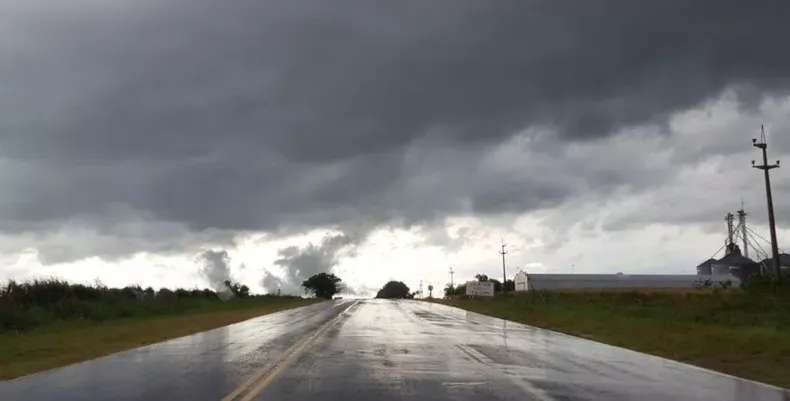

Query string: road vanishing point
[1,299,788,401]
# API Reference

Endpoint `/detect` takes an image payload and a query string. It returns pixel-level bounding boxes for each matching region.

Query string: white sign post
[465,281,495,297]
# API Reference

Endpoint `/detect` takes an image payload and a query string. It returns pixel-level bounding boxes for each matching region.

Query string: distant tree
[472,277,515,293]
[302,273,343,299]
[223,280,251,299]
[455,283,467,296]
[489,279,502,293]
[121,286,142,300]
[427,284,434,298]
[443,283,456,298]
[156,288,176,300]
[375,281,411,299]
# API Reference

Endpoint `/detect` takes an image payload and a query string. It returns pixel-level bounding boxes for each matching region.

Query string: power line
[726,225,774,276]
[746,228,771,263]
[710,220,743,260]
[747,227,769,246]
[746,225,772,247]
[732,221,769,260]
[708,242,728,261]
[747,230,774,264]
[744,228,772,274]
[746,226,785,254]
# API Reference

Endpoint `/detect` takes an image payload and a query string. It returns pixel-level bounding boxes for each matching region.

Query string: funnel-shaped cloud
[261,233,356,294]
[197,249,232,292]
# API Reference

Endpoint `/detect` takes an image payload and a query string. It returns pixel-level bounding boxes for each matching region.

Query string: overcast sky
[2,0,790,296]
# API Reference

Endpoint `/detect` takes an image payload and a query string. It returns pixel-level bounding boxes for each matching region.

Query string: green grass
[0,297,319,381]
[433,290,790,389]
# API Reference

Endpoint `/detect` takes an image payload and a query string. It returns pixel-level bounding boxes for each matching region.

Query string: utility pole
[499,243,508,293]
[726,212,735,250]
[752,125,782,281]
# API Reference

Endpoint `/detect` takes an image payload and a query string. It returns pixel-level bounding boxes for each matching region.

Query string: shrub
[742,272,790,295]
[0,307,46,332]
[156,288,176,300]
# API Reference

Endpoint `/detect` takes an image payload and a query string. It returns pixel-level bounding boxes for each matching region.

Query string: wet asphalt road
[0,299,788,401]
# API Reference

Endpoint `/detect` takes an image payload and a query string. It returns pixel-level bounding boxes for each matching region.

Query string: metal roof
[716,252,756,267]
[759,253,790,267]
[697,258,717,268]
[522,274,731,281]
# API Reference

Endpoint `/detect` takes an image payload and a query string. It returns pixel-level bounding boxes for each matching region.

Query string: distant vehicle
[333,296,343,299]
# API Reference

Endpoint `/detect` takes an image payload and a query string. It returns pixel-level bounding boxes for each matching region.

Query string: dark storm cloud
[1,0,790,257]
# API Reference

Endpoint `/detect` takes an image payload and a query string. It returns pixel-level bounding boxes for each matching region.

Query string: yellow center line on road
[221,300,358,401]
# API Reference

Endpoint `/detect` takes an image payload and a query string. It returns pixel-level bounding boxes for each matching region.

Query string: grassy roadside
[0,298,318,381]
[431,290,790,389]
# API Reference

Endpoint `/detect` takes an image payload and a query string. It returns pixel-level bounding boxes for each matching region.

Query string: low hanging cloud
[341,284,375,297]
[197,249,232,292]
[1,0,790,262]
[261,233,357,294]
[261,272,287,295]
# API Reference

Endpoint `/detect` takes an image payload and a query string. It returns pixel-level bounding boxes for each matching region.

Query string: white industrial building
[508,208,786,293]
[513,271,738,292]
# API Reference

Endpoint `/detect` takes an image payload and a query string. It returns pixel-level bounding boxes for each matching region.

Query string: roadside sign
[465,281,495,297]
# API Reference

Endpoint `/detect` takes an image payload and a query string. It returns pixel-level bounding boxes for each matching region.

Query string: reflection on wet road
[0,299,787,401]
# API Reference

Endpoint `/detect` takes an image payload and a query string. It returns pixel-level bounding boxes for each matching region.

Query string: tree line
[0,278,298,333]
[300,271,519,300]
[300,273,417,299]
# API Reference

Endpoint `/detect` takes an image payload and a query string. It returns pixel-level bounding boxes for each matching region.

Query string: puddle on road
[412,311,450,322]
